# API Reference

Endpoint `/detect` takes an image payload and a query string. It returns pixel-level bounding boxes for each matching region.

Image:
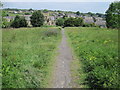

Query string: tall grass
[2,27,61,88]
[66,27,119,88]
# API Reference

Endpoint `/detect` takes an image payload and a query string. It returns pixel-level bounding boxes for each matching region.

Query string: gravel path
[52,29,73,88]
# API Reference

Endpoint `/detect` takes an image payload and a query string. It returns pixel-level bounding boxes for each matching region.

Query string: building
[83,16,94,24]
[66,13,77,18]
[94,17,106,28]
[22,15,32,26]
[95,20,106,28]
[4,16,15,22]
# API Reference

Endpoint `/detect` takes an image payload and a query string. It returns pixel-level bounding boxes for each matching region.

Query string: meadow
[2,27,61,88]
[65,27,119,88]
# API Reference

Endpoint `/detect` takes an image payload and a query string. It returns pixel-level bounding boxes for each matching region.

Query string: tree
[19,17,28,27]
[64,17,83,27]
[30,10,44,27]
[87,12,95,16]
[56,18,64,26]
[74,17,83,27]
[76,11,80,15]
[64,17,75,27]
[105,1,120,29]
[11,15,27,28]
[29,8,33,11]
[2,18,11,28]
[2,10,9,17]
[43,9,49,13]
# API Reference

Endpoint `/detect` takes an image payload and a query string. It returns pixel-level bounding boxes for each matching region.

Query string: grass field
[65,27,119,88]
[2,27,61,88]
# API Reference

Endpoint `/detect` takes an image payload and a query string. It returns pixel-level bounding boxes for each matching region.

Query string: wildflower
[104,40,109,44]
[90,56,96,60]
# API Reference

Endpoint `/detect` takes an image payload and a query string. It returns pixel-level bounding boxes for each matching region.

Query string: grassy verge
[65,27,119,88]
[65,29,88,88]
[2,27,61,88]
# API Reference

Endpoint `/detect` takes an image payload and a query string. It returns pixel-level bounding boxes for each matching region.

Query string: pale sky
[1,0,119,2]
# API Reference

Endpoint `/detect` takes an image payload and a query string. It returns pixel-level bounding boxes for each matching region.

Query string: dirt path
[52,28,73,88]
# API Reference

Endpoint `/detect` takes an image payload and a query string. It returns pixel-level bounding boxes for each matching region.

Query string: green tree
[11,15,27,28]
[64,17,75,27]
[64,17,84,27]
[74,17,83,27]
[56,18,64,26]
[106,1,120,29]
[30,10,44,27]
[2,18,11,28]
[76,11,80,15]
[19,17,28,27]
[2,11,9,17]
[43,9,49,13]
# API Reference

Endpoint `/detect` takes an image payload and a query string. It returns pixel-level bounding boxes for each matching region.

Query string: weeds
[2,27,61,88]
[66,27,119,88]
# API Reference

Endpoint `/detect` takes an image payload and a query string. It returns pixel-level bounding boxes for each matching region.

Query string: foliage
[76,11,80,15]
[64,17,83,27]
[64,17,75,27]
[105,1,120,29]
[74,17,84,27]
[96,13,105,18]
[2,18,11,28]
[2,27,61,88]
[66,27,119,88]
[28,8,33,11]
[11,15,27,28]
[83,23,96,27]
[30,10,44,27]
[25,12,31,15]
[56,18,65,26]
[43,9,49,13]
[2,10,9,17]
[87,12,95,16]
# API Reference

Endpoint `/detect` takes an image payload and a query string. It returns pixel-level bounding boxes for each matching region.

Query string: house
[83,16,94,24]
[4,16,15,22]
[94,17,106,28]
[95,20,106,28]
[13,11,18,14]
[43,12,56,26]
[66,13,77,18]
[22,15,32,26]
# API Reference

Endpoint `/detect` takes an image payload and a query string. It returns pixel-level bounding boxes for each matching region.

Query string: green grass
[65,27,119,88]
[2,27,61,88]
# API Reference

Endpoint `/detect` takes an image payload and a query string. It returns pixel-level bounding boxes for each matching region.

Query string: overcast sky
[1,0,119,2]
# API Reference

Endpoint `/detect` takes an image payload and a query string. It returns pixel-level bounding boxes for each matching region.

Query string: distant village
[3,8,106,28]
